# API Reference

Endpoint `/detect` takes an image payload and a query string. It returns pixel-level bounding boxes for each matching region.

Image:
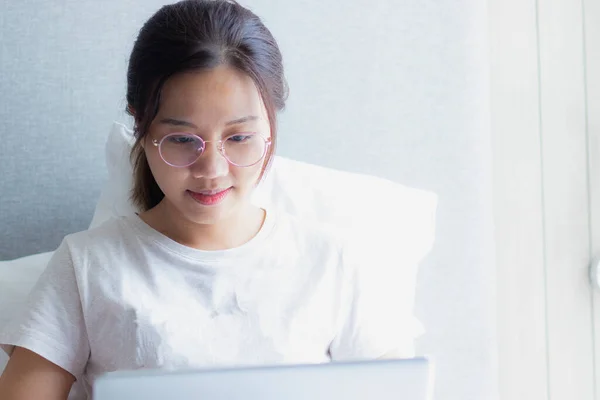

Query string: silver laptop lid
[94,357,434,400]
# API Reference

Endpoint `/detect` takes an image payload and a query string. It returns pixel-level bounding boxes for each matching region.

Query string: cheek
[233,164,263,189]
[146,152,187,192]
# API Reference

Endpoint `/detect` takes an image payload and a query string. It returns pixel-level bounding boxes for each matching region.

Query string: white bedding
[0,351,6,372]
[0,252,53,373]
[0,125,438,393]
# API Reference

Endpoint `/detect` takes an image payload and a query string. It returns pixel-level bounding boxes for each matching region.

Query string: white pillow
[0,252,53,370]
[91,122,438,343]
[0,121,436,390]
[90,122,438,264]
[0,351,6,375]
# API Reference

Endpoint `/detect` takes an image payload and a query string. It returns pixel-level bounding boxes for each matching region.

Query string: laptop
[93,357,434,400]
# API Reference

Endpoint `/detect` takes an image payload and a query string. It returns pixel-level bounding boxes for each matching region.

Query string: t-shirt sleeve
[0,239,90,378]
[329,241,425,361]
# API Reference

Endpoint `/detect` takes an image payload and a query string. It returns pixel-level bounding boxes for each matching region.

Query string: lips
[194,188,230,195]
[188,187,232,206]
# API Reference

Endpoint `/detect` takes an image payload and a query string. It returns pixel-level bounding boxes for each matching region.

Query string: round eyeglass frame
[151,132,272,168]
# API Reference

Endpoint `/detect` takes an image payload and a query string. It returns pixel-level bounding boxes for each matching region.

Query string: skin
[0,65,405,399]
[0,347,75,400]
[139,66,272,251]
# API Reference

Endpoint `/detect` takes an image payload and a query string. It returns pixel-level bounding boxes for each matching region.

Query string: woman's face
[143,65,271,225]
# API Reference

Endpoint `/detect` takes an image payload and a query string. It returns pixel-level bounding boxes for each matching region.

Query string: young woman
[0,1,418,399]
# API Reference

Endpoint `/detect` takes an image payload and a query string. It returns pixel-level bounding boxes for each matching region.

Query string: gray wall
[0,1,496,400]
[0,0,167,260]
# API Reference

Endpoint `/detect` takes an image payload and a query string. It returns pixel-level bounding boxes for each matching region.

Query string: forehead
[158,66,266,122]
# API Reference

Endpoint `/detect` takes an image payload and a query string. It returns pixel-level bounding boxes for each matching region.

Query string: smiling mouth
[187,187,232,206]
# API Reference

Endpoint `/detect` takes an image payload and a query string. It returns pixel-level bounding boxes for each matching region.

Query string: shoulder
[58,216,140,268]
[262,210,351,275]
[63,216,132,247]
[269,210,347,252]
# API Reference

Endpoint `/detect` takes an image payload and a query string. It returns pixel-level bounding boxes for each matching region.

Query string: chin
[182,197,240,225]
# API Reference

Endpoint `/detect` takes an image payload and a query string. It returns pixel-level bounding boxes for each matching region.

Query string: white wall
[585,0,600,395]
[249,1,496,399]
[0,1,497,399]
[491,0,598,399]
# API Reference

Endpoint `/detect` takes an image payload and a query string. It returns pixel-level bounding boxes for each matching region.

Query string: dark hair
[126,0,288,211]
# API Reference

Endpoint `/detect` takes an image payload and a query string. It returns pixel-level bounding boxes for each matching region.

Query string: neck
[140,200,266,251]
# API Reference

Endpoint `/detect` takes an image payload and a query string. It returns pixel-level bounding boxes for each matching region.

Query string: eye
[227,134,255,143]
[166,134,198,145]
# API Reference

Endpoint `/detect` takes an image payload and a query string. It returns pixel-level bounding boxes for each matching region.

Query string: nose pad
[189,142,229,179]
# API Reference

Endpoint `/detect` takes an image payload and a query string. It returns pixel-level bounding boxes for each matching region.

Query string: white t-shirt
[0,210,422,399]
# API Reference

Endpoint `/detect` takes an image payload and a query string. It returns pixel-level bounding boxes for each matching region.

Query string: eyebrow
[158,115,259,128]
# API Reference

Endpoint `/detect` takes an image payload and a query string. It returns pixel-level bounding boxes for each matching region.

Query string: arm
[0,239,89,400]
[0,347,74,400]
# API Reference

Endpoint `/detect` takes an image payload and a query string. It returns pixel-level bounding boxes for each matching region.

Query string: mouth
[187,187,232,206]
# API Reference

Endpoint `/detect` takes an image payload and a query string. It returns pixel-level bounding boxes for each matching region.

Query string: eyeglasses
[152,132,271,168]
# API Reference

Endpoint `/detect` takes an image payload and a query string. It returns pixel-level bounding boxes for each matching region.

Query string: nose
[189,141,229,179]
